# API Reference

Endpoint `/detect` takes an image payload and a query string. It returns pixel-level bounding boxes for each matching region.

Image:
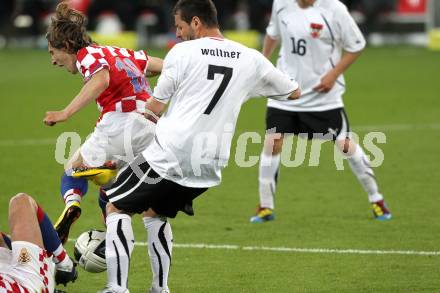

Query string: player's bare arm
[262,34,280,59]
[144,97,167,123]
[145,56,163,77]
[313,50,363,93]
[44,69,110,126]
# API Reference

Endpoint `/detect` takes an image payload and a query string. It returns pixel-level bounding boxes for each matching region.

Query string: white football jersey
[144,37,298,187]
[266,0,366,112]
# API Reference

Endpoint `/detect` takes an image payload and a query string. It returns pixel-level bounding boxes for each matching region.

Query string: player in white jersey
[250,0,391,223]
[98,1,300,292]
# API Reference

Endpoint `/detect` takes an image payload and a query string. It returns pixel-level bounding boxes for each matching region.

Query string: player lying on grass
[0,193,77,293]
[43,2,162,244]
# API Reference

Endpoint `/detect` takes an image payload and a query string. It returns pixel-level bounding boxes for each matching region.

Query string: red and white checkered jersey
[0,274,30,293]
[76,45,153,120]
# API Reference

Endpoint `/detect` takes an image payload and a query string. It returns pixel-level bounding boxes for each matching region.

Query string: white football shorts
[0,241,54,293]
[81,112,156,168]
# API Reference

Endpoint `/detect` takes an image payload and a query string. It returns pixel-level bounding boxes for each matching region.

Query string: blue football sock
[36,205,62,253]
[61,171,88,203]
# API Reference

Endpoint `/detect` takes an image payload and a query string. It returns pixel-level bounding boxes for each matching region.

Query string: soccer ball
[74,229,106,273]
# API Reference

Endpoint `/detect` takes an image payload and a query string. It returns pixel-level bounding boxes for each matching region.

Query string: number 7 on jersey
[204,65,233,115]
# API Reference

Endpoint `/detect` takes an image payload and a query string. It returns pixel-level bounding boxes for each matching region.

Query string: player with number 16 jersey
[250,0,391,223]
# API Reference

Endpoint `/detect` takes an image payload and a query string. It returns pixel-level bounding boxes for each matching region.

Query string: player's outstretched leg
[143,215,172,293]
[8,193,78,285]
[338,139,392,220]
[35,202,78,285]
[250,134,283,223]
[54,171,87,244]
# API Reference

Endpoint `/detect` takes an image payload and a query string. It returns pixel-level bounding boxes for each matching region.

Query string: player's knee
[335,138,356,156]
[10,193,30,205]
[106,202,120,215]
[9,193,35,211]
[264,134,284,155]
[272,138,284,154]
[142,208,158,218]
[66,149,84,170]
[265,139,284,155]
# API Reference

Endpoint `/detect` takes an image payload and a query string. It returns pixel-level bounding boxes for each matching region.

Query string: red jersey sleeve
[76,46,110,81]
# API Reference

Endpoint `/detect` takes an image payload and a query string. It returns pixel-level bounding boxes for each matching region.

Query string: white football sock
[105,213,134,292]
[52,244,69,264]
[258,152,281,209]
[345,145,383,203]
[63,189,82,206]
[143,216,172,293]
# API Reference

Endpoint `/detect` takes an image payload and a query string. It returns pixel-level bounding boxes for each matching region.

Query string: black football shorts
[105,155,208,218]
[265,107,350,140]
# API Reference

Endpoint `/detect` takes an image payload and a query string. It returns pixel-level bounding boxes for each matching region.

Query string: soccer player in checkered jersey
[43,2,162,244]
[99,0,300,292]
[250,0,391,223]
[0,193,79,293]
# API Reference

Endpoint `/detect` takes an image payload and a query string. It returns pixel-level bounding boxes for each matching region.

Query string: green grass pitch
[0,46,439,292]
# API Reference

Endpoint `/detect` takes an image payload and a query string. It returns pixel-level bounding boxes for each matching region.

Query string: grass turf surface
[0,46,439,292]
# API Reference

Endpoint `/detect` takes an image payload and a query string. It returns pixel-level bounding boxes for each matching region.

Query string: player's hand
[313,71,338,93]
[44,110,69,126]
[144,109,160,124]
[288,87,301,100]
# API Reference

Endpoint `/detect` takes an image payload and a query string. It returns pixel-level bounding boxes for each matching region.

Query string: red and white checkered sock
[52,244,68,264]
